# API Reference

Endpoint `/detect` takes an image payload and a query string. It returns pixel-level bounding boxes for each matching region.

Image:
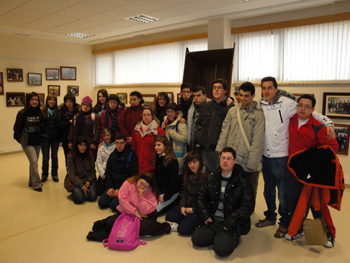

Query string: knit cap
[81,96,92,106]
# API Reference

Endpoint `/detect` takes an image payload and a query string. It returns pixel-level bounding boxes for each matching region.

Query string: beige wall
[0,33,94,153]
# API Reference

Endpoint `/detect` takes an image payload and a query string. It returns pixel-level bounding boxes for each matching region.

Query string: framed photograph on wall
[48,85,60,96]
[7,68,23,82]
[177,93,181,104]
[117,93,127,105]
[323,92,350,119]
[292,93,314,101]
[46,68,59,80]
[0,72,4,95]
[334,124,350,155]
[6,92,25,107]
[143,94,156,109]
[60,66,76,80]
[28,73,42,86]
[67,85,79,96]
[26,92,45,107]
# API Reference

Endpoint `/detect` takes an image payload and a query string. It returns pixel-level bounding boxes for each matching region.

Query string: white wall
[0,33,94,153]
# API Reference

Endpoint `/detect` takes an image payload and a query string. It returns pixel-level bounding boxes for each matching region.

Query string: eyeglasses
[220,156,234,161]
[297,103,312,109]
[212,86,224,90]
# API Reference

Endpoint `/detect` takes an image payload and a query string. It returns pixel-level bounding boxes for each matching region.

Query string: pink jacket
[117,180,157,216]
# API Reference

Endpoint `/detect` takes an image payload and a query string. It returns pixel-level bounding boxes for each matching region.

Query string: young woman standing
[13,92,43,191]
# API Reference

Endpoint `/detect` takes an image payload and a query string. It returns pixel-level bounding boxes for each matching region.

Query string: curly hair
[154,135,176,167]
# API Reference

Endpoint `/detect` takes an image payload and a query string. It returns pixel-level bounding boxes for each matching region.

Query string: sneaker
[33,187,43,192]
[41,177,48,182]
[274,227,288,238]
[255,219,275,228]
[169,222,178,232]
[324,236,335,248]
[285,231,304,241]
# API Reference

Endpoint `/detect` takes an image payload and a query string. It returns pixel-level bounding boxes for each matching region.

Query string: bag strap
[126,152,133,169]
[236,107,251,151]
[102,239,108,247]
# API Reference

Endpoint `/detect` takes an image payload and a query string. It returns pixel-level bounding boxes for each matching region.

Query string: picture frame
[46,68,59,80]
[334,124,350,155]
[292,93,314,101]
[28,73,42,86]
[7,68,23,82]
[117,93,127,105]
[26,92,45,107]
[48,85,60,97]
[159,91,174,103]
[323,92,350,119]
[143,94,156,109]
[67,85,79,96]
[6,92,25,107]
[0,72,4,95]
[60,66,76,80]
[177,93,181,104]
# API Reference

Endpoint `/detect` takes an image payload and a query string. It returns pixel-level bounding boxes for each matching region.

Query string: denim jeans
[165,205,198,235]
[21,144,41,190]
[261,155,290,228]
[98,190,120,211]
[71,185,97,204]
[41,136,60,178]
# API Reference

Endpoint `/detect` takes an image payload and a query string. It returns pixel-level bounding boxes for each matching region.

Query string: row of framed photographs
[5,67,77,85]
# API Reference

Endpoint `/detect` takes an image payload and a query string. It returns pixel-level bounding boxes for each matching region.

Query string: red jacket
[289,113,338,155]
[118,104,143,138]
[131,120,165,174]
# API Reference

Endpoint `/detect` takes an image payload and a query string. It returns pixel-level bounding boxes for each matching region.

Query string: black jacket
[195,98,234,151]
[104,147,138,190]
[155,155,180,201]
[58,104,80,140]
[41,109,60,140]
[195,164,255,235]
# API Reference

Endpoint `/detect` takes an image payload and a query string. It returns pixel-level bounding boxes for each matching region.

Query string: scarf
[76,110,91,137]
[163,113,178,128]
[104,108,118,135]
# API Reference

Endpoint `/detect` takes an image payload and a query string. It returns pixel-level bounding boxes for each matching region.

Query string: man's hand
[204,217,212,225]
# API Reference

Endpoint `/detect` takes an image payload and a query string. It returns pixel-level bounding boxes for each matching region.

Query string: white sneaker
[324,236,335,248]
[169,222,178,232]
[285,231,304,241]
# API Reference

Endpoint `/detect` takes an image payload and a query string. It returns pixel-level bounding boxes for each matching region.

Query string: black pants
[192,220,240,257]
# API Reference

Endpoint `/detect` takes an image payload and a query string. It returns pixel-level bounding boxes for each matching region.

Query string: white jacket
[96,141,116,178]
[260,95,333,158]
[162,111,188,157]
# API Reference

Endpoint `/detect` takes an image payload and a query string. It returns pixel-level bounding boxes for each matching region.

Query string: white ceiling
[0,0,345,45]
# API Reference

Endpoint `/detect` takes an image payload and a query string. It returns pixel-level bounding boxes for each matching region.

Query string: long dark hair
[42,94,59,117]
[127,172,159,200]
[130,91,144,104]
[154,135,176,167]
[182,150,207,186]
[93,89,108,113]
[24,92,41,110]
[155,92,169,112]
[72,137,93,162]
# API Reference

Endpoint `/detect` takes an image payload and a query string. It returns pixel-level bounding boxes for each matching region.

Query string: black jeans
[192,219,240,257]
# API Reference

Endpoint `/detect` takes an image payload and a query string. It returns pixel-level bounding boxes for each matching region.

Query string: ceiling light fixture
[67,32,93,38]
[126,14,159,24]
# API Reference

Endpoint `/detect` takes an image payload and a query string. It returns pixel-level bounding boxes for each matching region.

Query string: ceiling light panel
[126,14,159,24]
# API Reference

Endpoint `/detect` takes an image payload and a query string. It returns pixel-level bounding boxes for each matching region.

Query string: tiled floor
[1,150,349,262]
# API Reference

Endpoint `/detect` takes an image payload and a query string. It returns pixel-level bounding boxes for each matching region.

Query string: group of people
[13,76,340,257]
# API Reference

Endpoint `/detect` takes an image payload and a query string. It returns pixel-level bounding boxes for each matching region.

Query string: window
[95,38,207,85]
[234,20,350,83]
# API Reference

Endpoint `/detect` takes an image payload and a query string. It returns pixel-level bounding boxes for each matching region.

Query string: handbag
[102,213,146,251]
[302,188,328,246]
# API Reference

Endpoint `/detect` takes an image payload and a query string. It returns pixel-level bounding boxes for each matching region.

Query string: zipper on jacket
[278,110,283,123]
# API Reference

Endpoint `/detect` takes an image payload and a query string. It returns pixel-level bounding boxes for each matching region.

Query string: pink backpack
[103,213,146,251]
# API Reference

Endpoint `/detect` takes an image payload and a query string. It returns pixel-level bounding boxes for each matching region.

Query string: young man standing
[178,82,192,121]
[257,76,335,238]
[216,82,264,200]
[286,94,338,247]
[191,147,254,257]
[187,85,209,151]
[195,79,234,172]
